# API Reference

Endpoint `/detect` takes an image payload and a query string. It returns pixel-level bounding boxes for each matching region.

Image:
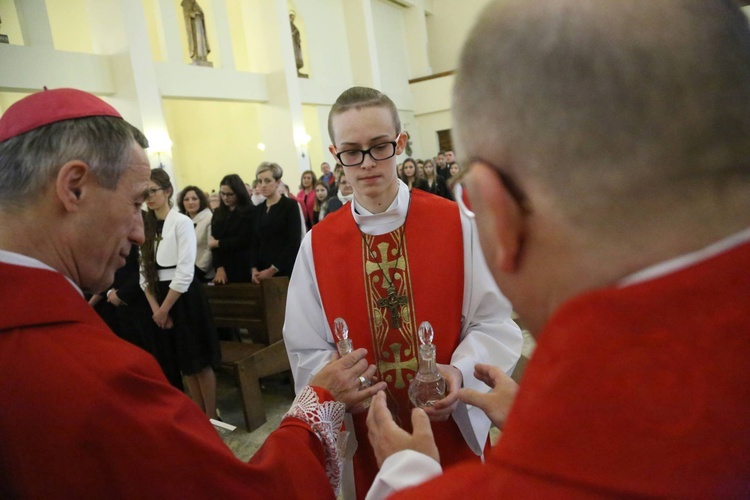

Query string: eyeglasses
[147,187,163,197]
[335,140,398,167]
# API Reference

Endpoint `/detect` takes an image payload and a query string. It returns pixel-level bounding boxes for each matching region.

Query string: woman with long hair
[423,159,454,201]
[251,162,302,282]
[140,169,220,419]
[313,180,331,223]
[398,157,429,192]
[297,169,317,231]
[177,185,214,282]
[208,174,254,284]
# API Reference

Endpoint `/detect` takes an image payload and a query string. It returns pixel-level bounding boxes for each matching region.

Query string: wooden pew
[203,278,291,431]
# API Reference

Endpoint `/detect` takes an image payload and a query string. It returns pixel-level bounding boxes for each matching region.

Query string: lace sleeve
[284,386,347,495]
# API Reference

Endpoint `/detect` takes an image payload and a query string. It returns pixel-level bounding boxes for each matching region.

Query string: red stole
[312,189,480,498]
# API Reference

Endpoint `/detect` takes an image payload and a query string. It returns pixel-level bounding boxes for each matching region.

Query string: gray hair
[454,0,750,225]
[256,161,284,181]
[0,116,145,211]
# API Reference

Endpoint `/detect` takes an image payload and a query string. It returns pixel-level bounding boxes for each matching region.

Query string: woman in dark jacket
[209,174,255,284]
[399,157,429,192]
[250,162,302,282]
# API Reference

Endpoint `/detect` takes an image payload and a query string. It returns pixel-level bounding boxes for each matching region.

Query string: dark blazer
[250,196,302,277]
[426,175,454,201]
[210,204,255,283]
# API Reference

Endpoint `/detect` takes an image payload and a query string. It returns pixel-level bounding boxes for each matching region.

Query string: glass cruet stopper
[334,317,371,394]
[408,321,446,408]
[333,317,353,356]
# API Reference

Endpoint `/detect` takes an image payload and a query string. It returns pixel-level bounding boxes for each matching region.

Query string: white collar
[351,180,410,236]
[0,249,84,296]
[619,226,750,287]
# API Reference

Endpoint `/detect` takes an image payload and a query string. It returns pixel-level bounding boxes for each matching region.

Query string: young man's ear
[56,161,90,212]
[395,132,408,155]
[465,161,525,274]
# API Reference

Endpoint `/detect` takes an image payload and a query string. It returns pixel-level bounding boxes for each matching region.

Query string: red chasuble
[0,262,336,498]
[391,240,750,498]
[312,189,482,498]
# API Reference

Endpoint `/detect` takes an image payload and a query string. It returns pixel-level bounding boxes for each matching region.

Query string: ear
[465,161,525,274]
[328,144,338,158]
[56,160,90,212]
[395,132,408,155]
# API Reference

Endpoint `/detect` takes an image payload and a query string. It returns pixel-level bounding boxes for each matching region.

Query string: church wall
[0,0,24,45]
[225,0,249,71]
[0,91,30,113]
[410,72,454,157]
[45,0,94,53]
[142,0,164,62]
[372,0,413,111]
[414,108,451,159]
[161,97,263,194]
[426,0,491,74]
[0,0,465,188]
[295,0,354,105]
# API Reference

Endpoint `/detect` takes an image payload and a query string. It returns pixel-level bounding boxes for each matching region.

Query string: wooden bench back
[203,277,289,345]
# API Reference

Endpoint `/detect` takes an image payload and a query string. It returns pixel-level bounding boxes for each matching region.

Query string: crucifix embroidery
[365,241,407,329]
[378,286,408,329]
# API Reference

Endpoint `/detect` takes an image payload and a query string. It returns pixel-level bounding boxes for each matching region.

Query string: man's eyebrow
[339,135,392,148]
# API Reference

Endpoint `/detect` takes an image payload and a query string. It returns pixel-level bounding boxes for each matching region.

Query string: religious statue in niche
[181,0,213,67]
[0,15,9,44]
[290,11,308,78]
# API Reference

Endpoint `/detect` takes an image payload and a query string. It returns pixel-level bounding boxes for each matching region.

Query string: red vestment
[312,190,482,498]
[0,262,336,498]
[392,240,750,497]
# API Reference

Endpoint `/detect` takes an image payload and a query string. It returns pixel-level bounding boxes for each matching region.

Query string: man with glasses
[365,0,750,497]
[284,86,523,498]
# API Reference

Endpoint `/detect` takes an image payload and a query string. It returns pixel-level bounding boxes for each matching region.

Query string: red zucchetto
[0,87,122,142]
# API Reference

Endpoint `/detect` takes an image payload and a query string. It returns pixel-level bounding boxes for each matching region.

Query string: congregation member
[178,185,215,282]
[250,162,303,282]
[209,173,254,284]
[284,86,523,499]
[399,157,429,192]
[88,228,151,352]
[320,161,335,187]
[423,159,453,201]
[141,168,221,415]
[324,169,353,215]
[208,190,220,210]
[448,162,460,179]
[0,87,385,498]
[435,151,449,180]
[297,169,317,231]
[250,178,265,205]
[313,179,332,223]
[365,0,750,497]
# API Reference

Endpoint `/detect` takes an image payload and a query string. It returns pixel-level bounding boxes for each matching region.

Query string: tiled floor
[213,372,296,461]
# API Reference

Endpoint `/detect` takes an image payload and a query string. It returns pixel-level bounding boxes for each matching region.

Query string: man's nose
[130,215,145,246]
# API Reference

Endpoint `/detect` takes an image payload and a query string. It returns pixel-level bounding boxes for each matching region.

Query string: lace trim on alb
[284,386,347,496]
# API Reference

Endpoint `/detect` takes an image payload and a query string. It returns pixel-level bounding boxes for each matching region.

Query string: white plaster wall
[372,0,413,110]
[295,0,354,104]
[426,0,491,73]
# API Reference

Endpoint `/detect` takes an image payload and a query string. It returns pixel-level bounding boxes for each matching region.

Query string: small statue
[408,321,446,408]
[0,15,9,44]
[290,11,307,77]
[182,0,212,67]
